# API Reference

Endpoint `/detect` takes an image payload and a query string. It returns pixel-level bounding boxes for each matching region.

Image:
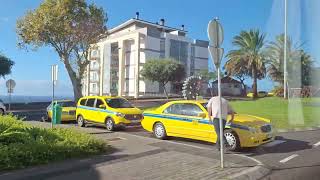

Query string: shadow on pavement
[241,136,312,156]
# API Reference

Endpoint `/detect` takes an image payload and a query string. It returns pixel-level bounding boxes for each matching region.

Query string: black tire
[77,115,86,127]
[153,122,167,140]
[105,118,115,131]
[224,129,241,151]
[0,109,4,116]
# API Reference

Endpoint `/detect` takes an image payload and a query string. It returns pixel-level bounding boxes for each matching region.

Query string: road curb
[227,165,270,180]
[228,153,271,180]
[276,126,320,133]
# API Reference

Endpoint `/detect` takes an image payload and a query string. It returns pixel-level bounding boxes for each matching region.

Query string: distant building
[82,12,209,98]
[212,76,247,96]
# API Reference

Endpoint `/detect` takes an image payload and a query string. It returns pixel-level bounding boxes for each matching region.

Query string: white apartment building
[82,13,209,98]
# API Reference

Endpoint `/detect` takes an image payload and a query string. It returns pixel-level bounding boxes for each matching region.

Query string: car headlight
[248,127,257,133]
[115,112,125,117]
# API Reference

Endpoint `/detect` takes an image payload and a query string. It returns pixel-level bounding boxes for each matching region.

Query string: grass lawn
[0,115,108,170]
[230,97,320,130]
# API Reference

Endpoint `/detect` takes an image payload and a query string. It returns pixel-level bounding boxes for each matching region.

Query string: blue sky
[0,0,319,96]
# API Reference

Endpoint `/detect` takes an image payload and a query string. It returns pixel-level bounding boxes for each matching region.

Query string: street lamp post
[284,0,288,99]
[208,17,225,168]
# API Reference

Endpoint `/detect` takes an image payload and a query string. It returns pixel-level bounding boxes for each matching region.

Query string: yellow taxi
[247,91,272,98]
[76,96,143,131]
[141,100,274,151]
[46,100,76,121]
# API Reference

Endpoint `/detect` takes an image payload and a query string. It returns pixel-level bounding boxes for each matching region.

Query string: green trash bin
[52,102,62,125]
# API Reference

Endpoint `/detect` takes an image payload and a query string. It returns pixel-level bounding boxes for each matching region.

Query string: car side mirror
[197,112,206,118]
[99,104,106,109]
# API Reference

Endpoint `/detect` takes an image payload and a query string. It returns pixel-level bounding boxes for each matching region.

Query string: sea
[0,95,74,104]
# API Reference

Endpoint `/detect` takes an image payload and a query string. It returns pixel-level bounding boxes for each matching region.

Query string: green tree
[140,58,185,99]
[196,69,216,96]
[226,29,267,98]
[224,58,249,95]
[0,53,14,78]
[16,0,107,101]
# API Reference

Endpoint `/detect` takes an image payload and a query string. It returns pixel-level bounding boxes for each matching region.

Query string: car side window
[86,98,95,107]
[95,99,104,109]
[180,104,203,117]
[80,99,87,106]
[163,104,182,115]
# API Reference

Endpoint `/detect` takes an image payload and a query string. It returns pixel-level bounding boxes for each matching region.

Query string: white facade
[82,17,209,98]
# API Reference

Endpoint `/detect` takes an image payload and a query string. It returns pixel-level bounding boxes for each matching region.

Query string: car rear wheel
[105,118,115,131]
[224,129,240,151]
[77,115,86,127]
[153,122,167,140]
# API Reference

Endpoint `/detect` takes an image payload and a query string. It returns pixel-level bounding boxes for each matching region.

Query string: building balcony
[89,78,99,83]
[90,66,100,71]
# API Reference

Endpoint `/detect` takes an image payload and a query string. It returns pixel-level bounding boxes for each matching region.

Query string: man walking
[207,96,235,151]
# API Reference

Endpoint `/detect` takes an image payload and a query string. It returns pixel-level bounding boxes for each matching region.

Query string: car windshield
[105,98,133,108]
[56,101,75,107]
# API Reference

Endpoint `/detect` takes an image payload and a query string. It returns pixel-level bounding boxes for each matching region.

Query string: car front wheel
[153,122,167,140]
[105,118,115,131]
[224,129,240,151]
[77,115,86,127]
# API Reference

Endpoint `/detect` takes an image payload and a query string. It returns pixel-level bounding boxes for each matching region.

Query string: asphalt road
[12,110,320,180]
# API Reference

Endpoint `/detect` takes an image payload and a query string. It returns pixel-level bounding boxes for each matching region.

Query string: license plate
[130,120,140,123]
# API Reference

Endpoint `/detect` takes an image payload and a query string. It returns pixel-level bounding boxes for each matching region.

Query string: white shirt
[207,96,234,120]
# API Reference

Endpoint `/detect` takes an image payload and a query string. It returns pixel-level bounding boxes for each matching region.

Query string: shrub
[271,86,284,97]
[0,115,107,170]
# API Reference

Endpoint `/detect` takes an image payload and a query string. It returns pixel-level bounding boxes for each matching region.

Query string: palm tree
[265,34,294,85]
[226,29,267,98]
[266,34,313,89]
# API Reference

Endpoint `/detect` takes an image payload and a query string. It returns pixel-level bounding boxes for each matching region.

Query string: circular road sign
[6,79,16,89]
[207,18,224,47]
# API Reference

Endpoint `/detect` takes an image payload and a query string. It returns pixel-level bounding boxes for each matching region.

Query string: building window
[190,46,195,75]
[169,39,188,66]
[160,39,165,58]
[91,49,100,59]
[90,72,99,82]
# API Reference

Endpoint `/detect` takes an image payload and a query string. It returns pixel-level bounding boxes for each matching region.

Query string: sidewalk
[0,121,270,180]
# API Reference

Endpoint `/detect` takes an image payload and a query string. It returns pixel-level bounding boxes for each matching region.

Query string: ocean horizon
[0,95,74,104]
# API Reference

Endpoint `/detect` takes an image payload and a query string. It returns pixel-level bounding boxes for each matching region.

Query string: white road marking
[117,137,127,140]
[279,154,299,163]
[313,141,320,147]
[262,140,286,147]
[232,153,264,166]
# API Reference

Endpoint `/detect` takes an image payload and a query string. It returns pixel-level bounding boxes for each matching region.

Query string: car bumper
[240,132,274,147]
[114,117,141,126]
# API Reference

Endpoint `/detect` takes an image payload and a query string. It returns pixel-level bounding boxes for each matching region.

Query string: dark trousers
[212,118,227,149]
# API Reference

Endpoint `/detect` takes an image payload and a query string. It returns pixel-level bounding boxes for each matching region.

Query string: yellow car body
[76,96,142,130]
[142,100,274,149]
[47,100,76,121]
[247,91,270,98]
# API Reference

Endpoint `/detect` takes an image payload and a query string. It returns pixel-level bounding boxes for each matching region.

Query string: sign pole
[51,65,58,128]
[208,17,225,168]
[6,79,16,112]
[8,92,11,111]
